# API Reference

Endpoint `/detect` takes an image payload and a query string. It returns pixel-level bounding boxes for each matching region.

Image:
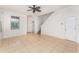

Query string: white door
[27,16,35,33]
[58,19,65,38]
[65,16,76,42]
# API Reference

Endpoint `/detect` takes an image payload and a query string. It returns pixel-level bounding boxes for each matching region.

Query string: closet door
[65,16,76,42]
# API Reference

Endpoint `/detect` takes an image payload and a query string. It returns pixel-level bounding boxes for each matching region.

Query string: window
[11,16,20,30]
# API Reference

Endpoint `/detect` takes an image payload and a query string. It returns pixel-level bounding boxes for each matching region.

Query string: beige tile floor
[0,33,78,53]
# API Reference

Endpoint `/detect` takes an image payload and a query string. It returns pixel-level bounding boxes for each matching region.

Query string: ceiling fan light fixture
[27,5,41,13]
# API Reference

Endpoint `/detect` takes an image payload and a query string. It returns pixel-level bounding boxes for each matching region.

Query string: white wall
[1,11,27,39]
[41,6,79,43]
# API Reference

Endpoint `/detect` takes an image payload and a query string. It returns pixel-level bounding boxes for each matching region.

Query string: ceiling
[0,5,67,15]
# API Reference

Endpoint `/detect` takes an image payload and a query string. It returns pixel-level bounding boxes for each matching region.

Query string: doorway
[27,15,35,33]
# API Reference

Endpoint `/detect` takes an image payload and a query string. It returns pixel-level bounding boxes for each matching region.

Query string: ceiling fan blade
[36,9,41,12]
[36,7,40,9]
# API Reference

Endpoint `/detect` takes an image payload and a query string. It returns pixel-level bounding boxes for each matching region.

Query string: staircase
[37,6,69,35]
[37,11,54,34]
